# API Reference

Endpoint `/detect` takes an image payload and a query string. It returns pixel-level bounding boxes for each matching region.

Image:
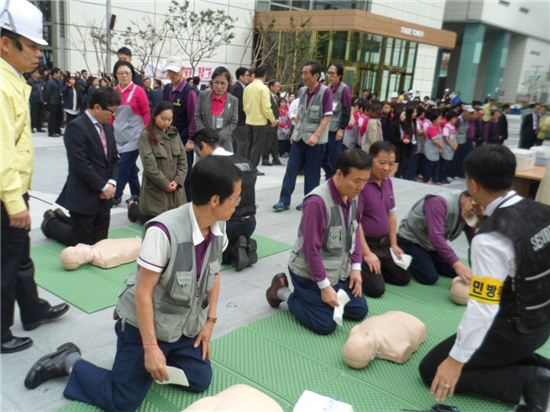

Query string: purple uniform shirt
[301,179,363,283]
[168,81,198,137]
[423,197,461,267]
[332,82,353,109]
[305,83,334,116]
[358,177,396,238]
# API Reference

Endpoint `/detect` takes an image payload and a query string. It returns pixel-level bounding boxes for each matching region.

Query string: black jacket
[28,77,43,103]
[56,114,119,215]
[44,78,63,105]
[230,82,246,126]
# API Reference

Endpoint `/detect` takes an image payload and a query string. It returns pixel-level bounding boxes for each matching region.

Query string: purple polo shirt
[358,177,396,238]
[305,83,334,116]
[301,179,363,283]
[168,81,198,137]
[332,81,353,109]
[423,197,461,267]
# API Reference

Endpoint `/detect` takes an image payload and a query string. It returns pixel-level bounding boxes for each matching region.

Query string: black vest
[477,198,550,333]
[164,83,192,141]
[226,154,256,219]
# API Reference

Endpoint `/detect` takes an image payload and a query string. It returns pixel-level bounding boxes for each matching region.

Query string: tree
[166,0,237,75]
[71,20,115,75]
[122,16,170,78]
[242,17,278,67]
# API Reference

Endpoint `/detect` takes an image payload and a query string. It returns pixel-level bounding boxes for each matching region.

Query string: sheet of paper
[390,249,412,270]
[333,289,351,327]
[294,390,353,412]
[155,366,189,387]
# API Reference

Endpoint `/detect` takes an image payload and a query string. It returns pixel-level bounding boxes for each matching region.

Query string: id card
[214,115,224,129]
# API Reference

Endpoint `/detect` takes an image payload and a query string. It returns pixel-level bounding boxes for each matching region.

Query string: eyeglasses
[102,106,116,114]
[116,71,132,77]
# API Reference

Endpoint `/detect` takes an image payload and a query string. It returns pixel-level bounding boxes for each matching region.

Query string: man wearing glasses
[41,87,121,246]
[1,0,69,353]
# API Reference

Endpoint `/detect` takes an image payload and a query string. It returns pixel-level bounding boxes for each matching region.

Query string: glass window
[406,42,417,72]
[317,31,331,62]
[348,32,360,63]
[392,39,404,67]
[380,70,389,99]
[271,1,291,10]
[257,0,270,11]
[384,38,393,65]
[332,31,348,61]
[364,35,382,64]
[291,0,310,9]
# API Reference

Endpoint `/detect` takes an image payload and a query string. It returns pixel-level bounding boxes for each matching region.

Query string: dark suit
[495,111,508,143]
[262,93,280,164]
[44,78,64,136]
[48,113,119,246]
[28,77,44,130]
[520,113,539,149]
[230,82,249,158]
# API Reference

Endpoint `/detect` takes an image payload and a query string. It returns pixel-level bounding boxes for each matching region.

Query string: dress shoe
[518,367,550,412]
[261,161,272,166]
[49,134,60,137]
[266,273,289,308]
[247,238,258,267]
[1,336,33,354]
[234,235,249,272]
[255,170,265,176]
[273,201,289,212]
[41,209,56,238]
[23,302,70,331]
[296,203,304,211]
[54,208,71,224]
[272,159,282,166]
[24,342,80,389]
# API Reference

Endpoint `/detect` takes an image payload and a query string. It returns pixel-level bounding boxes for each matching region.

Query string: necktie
[96,123,108,157]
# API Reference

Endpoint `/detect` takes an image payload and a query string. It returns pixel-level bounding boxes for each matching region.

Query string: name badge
[332,102,338,111]
[215,116,224,129]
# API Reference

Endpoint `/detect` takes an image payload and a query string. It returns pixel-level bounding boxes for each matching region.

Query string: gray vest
[115,203,223,343]
[289,181,358,285]
[398,192,464,251]
[329,82,347,132]
[456,115,468,144]
[291,85,330,145]
[114,85,145,153]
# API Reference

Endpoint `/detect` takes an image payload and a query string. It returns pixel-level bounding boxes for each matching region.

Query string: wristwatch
[207,316,217,324]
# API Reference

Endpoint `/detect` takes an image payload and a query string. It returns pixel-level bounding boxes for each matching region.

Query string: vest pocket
[169,270,194,306]
[308,105,321,121]
[327,225,344,250]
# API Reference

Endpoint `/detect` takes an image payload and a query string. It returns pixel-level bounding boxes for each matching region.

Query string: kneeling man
[24,157,242,412]
[266,149,372,335]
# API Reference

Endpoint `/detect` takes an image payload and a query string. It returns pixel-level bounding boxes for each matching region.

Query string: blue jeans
[398,237,457,285]
[321,131,343,180]
[287,269,368,335]
[278,140,326,207]
[64,322,211,412]
[439,158,452,183]
[115,150,140,201]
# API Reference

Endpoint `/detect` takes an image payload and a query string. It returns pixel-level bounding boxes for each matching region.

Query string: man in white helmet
[0,0,69,354]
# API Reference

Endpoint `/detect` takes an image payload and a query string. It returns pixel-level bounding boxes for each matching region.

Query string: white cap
[390,92,399,99]
[164,56,184,73]
[464,105,475,113]
[0,0,48,45]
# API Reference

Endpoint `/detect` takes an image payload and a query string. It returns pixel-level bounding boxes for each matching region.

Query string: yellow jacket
[0,58,34,215]
[243,79,275,126]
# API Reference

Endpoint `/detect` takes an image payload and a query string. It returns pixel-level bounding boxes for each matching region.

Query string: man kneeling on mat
[266,149,372,335]
[24,157,242,412]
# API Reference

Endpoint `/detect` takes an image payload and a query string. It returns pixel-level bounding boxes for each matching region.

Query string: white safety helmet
[0,0,48,46]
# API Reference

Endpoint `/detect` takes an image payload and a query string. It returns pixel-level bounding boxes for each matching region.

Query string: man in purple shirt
[359,142,411,298]
[397,191,476,285]
[266,149,372,335]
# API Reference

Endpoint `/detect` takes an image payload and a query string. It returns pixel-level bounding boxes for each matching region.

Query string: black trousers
[361,235,411,298]
[247,125,267,169]
[30,101,43,130]
[419,317,550,405]
[262,125,279,163]
[1,197,45,340]
[47,209,111,246]
[222,216,256,264]
[231,126,249,159]
[47,103,63,135]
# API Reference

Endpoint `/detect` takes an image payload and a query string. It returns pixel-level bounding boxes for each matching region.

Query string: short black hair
[88,87,121,109]
[446,111,458,121]
[51,67,62,76]
[502,103,511,110]
[254,66,266,78]
[235,67,249,79]
[193,128,220,150]
[464,145,516,192]
[192,76,200,86]
[212,66,231,85]
[328,63,344,78]
[81,69,88,74]
[369,141,397,157]
[267,79,279,88]
[117,46,132,56]
[191,156,242,206]
[303,60,323,80]
[336,148,372,176]
[0,28,23,51]
[113,60,135,80]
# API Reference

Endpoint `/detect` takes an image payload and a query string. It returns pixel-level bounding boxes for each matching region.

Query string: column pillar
[483,30,511,98]
[455,23,486,102]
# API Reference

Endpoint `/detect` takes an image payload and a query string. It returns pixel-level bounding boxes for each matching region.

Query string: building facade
[439,0,550,103]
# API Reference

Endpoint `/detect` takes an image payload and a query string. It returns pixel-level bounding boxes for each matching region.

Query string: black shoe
[1,336,33,354]
[41,210,56,238]
[235,235,249,272]
[37,129,45,133]
[23,303,70,331]
[49,134,60,137]
[247,238,258,267]
[262,161,272,166]
[24,342,80,389]
[272,159,282,166]
[255,170,265,176]
[519,367,550,412]
[296,203,304,211]
[53,208,70,224]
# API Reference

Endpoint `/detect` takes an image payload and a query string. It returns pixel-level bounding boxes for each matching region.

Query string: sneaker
[272,201,289,212]
[247,238,258,266]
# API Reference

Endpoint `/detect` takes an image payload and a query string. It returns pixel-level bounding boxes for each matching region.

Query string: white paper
[333,289,351,327]
[390,249,412,270]
[155,366,189,387]
[294,390,353,412]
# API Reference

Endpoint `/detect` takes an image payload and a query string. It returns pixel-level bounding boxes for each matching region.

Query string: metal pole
[106,0,111,75]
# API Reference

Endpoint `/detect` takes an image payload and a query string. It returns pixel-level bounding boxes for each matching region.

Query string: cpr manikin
[450,276,469,305]
[60,238,142,270]
[343,311,427,368]
[182,384,283,412]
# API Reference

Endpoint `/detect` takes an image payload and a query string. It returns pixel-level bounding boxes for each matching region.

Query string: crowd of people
[2,2,550,412]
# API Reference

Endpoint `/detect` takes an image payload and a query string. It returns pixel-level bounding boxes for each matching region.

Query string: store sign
[400,26,425,38]
[181,66,213,81]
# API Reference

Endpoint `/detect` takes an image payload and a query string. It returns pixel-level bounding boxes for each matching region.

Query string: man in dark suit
[44,67,64,137]
[28,68,44,132]
[41,88,121,246]
[230,67,251,158]
[520,103,541,149]
[262,79,282,166]
[494,104,510,145]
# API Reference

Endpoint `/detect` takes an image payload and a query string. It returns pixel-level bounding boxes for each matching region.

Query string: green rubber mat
[58,273,549,412]
[33,225,291,314]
